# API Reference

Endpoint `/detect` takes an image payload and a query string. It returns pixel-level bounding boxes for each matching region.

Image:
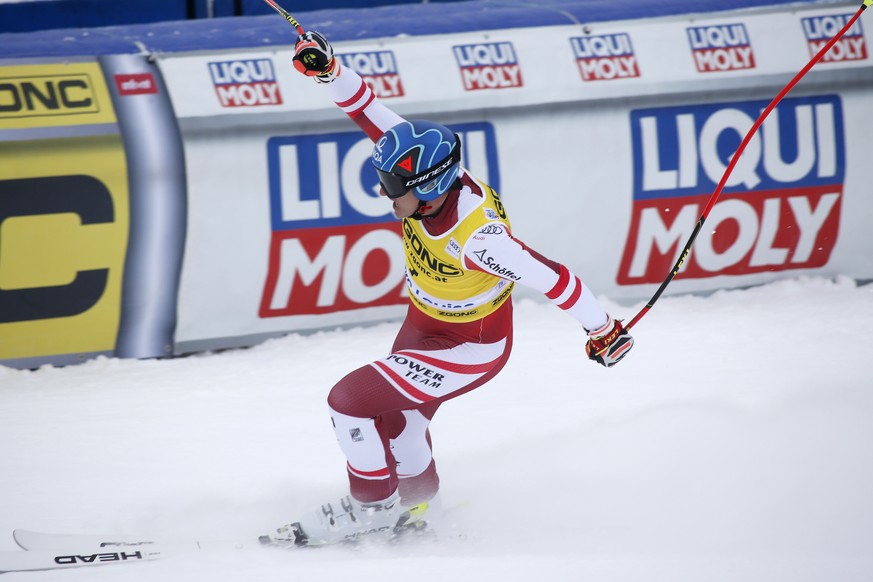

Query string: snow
[1,275,872,581]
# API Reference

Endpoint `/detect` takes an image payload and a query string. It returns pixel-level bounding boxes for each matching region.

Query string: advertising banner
[2,1,870,365]
[0,56,185,368]
[619,95,845,285]
[163,2,871,351]
[0,61,129,364]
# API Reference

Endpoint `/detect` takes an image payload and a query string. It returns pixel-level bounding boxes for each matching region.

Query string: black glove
[585,317,634,368]
[293,31,339,83]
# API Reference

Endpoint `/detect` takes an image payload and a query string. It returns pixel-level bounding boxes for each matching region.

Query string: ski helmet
[372,120,461,201]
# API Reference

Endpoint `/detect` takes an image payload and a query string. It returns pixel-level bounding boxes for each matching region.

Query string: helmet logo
[396,154,414,173]
[373,136,387,164]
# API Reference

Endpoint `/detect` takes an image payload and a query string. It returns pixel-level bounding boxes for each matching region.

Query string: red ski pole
[625,0,872,331]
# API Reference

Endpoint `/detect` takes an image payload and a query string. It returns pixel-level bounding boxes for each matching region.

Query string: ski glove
[293,31,339,83]
[585,317,634,368]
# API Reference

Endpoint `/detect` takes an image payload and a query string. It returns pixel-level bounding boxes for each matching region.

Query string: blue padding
[192,0,237,19]
[0,0,835,59]
[0,0,188,34]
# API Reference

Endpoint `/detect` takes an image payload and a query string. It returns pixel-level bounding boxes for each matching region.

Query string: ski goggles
[376,140,461,199]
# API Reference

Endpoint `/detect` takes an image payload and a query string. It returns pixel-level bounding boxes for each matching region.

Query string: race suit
[323,67,611,504]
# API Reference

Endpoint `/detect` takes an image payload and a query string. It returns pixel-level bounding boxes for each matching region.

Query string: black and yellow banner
[0,62,129,360]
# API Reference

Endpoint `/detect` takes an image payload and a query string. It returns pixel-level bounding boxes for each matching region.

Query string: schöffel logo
[570,33,640,81]
[618,96,845,285]
[802,14,867,62]
[687,23,755,72]
[114,73,158,96]
[337,51,404,98]
[452,42,523,90]
[260,122,500,317]
[208,58,282,107]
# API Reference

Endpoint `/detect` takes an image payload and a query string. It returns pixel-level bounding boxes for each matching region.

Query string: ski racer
[266,31,635,547]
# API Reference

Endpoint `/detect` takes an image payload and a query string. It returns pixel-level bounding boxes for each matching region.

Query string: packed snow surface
[1,276,871,581]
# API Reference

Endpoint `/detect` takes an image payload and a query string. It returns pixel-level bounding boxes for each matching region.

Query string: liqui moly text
[208,58,282,107]
[687,23,756,72]
[801,14,868,62]
[618,96,845,285]
[570,33,640,81]
[452,42,523,90]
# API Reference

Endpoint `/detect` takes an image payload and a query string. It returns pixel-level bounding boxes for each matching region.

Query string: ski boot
[261,492,435,548]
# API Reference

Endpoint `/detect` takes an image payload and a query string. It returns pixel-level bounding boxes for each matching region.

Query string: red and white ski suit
[322,67,611,505]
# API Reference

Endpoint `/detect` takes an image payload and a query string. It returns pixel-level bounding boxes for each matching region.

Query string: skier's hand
[293,31,339,83]
[585,317,634,367]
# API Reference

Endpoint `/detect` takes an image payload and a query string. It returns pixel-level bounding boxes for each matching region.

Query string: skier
[267,31,634,547]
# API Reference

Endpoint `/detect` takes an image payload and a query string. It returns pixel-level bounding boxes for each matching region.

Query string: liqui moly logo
[338,51,405,98]
[453,42,523,90]
[570,33,640,81]
[261,122,500,317]
[618,96,845,285]
[802,14,867,62]
[687,23,756,72]
[208,58,282,107]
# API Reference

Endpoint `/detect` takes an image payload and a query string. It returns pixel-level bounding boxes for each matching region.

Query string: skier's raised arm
[293,31,403,141]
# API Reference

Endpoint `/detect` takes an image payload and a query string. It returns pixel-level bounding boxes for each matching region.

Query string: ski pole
[625,0,872,331]
[262,0,305,35]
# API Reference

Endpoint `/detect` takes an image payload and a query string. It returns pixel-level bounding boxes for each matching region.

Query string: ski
[1,530,257,573]
[0,545,168,573]
[4,515,446,572]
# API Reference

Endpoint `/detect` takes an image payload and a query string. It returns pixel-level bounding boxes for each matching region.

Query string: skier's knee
[327,367,377,417]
